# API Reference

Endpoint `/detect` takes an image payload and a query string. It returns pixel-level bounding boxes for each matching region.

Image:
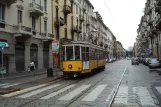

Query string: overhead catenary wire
[103,0,120,38]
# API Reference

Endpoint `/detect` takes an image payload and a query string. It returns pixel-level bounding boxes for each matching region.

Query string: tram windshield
[66,46,74,60]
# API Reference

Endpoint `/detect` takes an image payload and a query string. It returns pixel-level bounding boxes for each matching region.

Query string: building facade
[115,41,124,59]
[135,0,161,59]
[0,0,53,74]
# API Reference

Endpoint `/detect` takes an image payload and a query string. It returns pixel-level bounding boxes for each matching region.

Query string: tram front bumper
[63,71,82,76]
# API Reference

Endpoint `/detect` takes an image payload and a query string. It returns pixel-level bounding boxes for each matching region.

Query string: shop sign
[52,42,59,53]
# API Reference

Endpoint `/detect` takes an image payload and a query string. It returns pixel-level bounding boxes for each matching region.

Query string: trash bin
[47,68,53,77]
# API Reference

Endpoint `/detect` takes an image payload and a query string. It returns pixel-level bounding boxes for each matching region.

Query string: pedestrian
[30,62,35,75]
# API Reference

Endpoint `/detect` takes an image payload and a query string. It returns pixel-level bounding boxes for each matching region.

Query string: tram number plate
[83,61,89,70]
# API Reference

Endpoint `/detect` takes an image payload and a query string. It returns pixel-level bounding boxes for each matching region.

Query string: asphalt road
[1,59,161,107]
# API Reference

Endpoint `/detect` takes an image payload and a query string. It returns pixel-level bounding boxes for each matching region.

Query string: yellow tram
[62,42,108,77]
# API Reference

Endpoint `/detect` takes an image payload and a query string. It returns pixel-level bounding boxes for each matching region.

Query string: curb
[0,72,46,80]
[152,85,161,107]
[0,88,20,95]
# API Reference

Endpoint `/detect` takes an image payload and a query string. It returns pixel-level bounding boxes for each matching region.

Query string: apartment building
[72,0,94,42]
[136,0,161,59]
[115,41,124,59]
[0,0,53,73]
[53,0,72,42]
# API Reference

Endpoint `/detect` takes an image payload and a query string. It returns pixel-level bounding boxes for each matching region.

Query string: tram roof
[62,41,107,51]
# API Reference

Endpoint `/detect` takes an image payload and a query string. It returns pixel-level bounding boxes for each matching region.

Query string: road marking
[58,85,90,101]
[2,83,20,88]
[40,84,76,99]
[2,84,47,97]
[0,83,10,87]
[133,87,155,105]
[155,87,161,94]
[113,86,128,104]
[18,84,60,98]
[106,85,116,103]
[82,84,107,101]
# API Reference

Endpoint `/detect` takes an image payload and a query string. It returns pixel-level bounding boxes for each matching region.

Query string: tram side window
[86,47,89,60]
[75,46,80,60]
[90,48,94,60]
[81,47,89,61]
[66,46,74,60]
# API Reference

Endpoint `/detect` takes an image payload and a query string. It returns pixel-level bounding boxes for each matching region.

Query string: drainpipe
[40,0,42,34]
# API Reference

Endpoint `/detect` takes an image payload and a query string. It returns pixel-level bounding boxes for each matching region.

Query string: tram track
[107,66,128,107]
[2,64,119,107]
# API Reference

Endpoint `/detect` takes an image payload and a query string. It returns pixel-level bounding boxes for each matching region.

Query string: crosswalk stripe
[40,84,76,99]
[133,87,155,106]
[2,83,20,88]
[82,84,107,101]
[155,87,161,93]
[2,84,47,97]
[58,85,90,101]
[0,83,10,87]
[18,84,60,98]
[113,86,128,104]
[106,85,116,102]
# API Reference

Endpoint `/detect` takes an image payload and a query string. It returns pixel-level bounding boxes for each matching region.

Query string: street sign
[0,42,9,48]
[1,67,6,74]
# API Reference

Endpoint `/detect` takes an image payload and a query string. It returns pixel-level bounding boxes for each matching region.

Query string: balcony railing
[63,5,71,14]
[14,24,32,37]
[29,2,44,16]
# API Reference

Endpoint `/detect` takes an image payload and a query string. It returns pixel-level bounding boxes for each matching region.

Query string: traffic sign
[0,42,8,48]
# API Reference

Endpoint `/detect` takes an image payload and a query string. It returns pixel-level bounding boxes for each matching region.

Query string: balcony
[86,20,90,26]
[148,18,153,26]
[13,24,32,37]
[82,5,86,12]
[155,6,161,13]
[72,26,78,33]
[79,15,85,22]
[2,0,17,5]
[59,17,65,26]
[156,0,161,6]
[78,26,82,33]
[155,16,161,28]
[41,33,54,41]
[63,5,71,14]
[28,2,44,17]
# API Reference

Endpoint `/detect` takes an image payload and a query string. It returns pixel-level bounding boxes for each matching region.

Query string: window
[81,47,89,61]
[66,46,74,60]
[65,28,67,38]
[18,10,22,24]
[75,46,80,60]
[44,0,47,12]
[0,3,5,23]
[32,16,36,31]
[44,20,47,32]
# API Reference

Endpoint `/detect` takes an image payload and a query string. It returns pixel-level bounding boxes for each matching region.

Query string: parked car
[131,58,139,65]
[138,57,143,63]
[144,58,150,66]
[148,58,161,69]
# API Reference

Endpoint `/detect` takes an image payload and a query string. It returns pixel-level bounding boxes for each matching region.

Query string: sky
[89,0,146,49]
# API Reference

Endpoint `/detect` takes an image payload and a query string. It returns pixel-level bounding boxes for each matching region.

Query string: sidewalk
[0,68,61,80]
[0,71,63,95]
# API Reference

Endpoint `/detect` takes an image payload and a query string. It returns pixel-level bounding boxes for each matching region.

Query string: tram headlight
[68,64,72,69]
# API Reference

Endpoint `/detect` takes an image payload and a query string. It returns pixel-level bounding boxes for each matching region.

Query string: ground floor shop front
[0,32,53,74]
